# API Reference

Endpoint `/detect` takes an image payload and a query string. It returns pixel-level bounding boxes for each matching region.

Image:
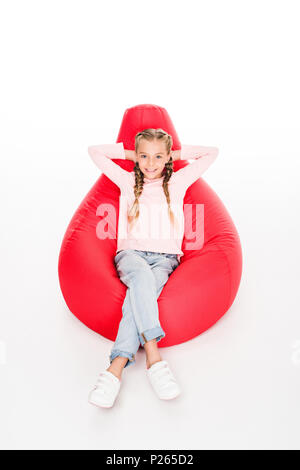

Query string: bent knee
[125,267,153,284]
[116,252,149,274]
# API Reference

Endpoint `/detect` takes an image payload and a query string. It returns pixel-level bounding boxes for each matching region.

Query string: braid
[127,161,145,230]
[162,156,179,233]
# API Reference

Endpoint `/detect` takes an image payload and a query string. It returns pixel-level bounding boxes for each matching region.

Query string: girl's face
[135,139,170,179]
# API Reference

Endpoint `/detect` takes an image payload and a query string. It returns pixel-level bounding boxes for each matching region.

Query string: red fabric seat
[58,104,242,347]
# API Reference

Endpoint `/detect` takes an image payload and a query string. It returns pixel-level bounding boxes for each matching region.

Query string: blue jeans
[109,249,180,368]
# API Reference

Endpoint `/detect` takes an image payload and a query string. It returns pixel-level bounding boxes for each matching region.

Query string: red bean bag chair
[58,103,242,347]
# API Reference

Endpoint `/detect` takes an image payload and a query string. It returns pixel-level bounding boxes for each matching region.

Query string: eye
[141,155,147,158]
[156,155,162,158]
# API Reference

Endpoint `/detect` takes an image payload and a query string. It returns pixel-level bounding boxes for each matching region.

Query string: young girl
[87,128,218,408]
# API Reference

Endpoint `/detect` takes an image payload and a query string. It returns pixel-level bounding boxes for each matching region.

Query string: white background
[1,0,299,450]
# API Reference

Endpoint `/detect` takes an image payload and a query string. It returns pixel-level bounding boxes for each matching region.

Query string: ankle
[106,366,123,381]
[146,357,162,370]
[107,356,129,380]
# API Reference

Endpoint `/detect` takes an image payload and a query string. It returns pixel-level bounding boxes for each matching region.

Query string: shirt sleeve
[88,142,132,191]
[171,144,219,192]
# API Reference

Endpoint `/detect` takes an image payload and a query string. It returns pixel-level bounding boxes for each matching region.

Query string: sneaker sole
[88,398,114,408]
[159,391,181,400]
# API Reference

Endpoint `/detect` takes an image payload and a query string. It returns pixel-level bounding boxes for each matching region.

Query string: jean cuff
[139,326,166,347]
[109,349,136,368]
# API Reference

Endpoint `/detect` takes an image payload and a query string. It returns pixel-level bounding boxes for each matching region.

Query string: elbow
[88,146,100,168]
[88,146,96,158]
[210,147,219,162]
[88,146,101,165]
[212,147,219,158]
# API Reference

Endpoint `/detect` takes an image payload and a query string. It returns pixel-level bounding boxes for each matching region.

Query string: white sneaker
[88,370,121,408]
[146,360,181,400]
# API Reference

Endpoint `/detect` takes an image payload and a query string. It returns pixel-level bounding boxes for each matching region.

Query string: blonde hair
[127,128,179,233]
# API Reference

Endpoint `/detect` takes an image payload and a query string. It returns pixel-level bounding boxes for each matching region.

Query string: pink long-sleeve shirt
[88,143,218,263]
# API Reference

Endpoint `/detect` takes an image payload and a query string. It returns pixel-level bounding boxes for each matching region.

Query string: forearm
[88,142,131,190]
[88,143,125,160]
[171,145,219,190]
[124,149,136,161]
[170,150,181,161]
[179,145,219,160]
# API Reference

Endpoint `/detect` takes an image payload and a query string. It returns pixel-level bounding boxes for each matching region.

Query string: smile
[146,169,157,173]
